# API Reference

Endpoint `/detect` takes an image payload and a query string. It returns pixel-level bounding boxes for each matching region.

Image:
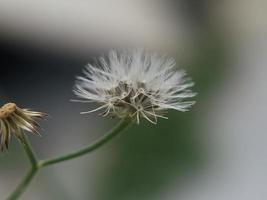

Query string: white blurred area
[163,1,267,200]
[0,0,189,55]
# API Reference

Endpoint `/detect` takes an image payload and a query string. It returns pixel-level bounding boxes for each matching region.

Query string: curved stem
[7,168,38,200]
[7,119,131,200]
[19,134,38,166]
[7,134,38,200]
[38,118,131,168]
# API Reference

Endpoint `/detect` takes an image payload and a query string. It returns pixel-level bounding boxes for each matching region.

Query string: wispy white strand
[74,48,196,124]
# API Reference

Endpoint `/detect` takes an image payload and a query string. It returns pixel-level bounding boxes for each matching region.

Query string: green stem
[7,118,131,200]
[19,134,38,166]
[7,167,38,200]
[7,134,38,200]
[38,118,131,168]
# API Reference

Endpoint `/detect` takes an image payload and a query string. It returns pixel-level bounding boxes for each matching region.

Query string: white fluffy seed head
[74,48,196,124]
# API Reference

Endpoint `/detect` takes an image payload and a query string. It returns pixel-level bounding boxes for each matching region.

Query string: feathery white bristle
[74,48,196,124]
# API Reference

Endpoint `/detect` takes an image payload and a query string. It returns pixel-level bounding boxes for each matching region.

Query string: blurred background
[0,0,267,199]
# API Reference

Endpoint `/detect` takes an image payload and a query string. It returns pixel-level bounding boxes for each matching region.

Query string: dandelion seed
[0,103,46,151]
[74,49,196,124]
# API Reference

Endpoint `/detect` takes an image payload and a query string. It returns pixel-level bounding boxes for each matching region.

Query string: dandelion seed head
[74,49,196,124]
[0,102,46,151]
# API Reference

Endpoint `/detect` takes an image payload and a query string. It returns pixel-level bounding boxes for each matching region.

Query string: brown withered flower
[0,103,46,151]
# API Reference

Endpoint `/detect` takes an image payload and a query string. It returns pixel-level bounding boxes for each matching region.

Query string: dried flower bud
[0,103,47,151]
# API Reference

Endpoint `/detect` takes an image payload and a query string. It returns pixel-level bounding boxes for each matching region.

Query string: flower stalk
[6,118,132,200]
[7,134,38,200]
[38,118,131,168]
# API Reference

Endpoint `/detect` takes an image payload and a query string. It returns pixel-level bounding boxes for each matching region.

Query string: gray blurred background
[0,0,267,199]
